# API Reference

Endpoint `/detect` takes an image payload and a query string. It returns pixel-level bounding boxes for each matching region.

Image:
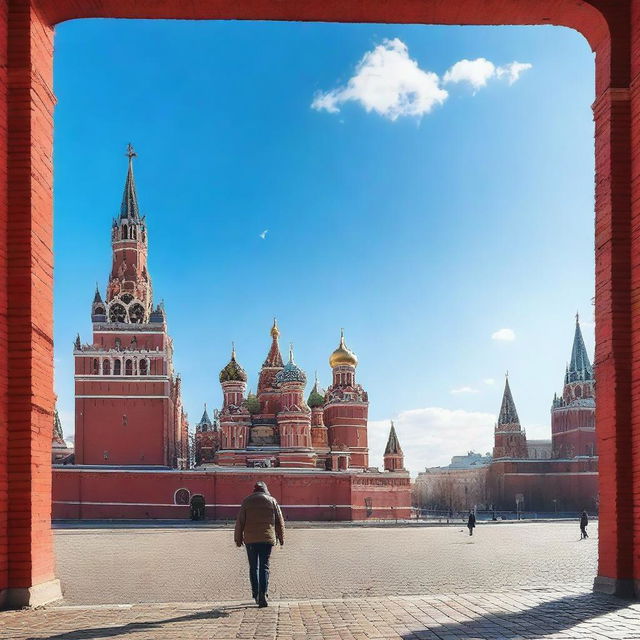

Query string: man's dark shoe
[258,593,268,608]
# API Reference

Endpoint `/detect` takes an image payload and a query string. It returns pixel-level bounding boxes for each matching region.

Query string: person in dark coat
[580,511,589,539]
[467,511,476,536]
[234,481,285,607]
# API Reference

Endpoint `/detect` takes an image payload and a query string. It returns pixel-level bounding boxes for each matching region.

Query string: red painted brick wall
[51,468,411,521]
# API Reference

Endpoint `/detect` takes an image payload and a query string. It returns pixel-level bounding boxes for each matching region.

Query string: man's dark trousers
[246,542,273,598]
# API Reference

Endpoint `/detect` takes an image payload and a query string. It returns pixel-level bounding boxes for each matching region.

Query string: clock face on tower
[109,303,126,323]
[129,303,145,324]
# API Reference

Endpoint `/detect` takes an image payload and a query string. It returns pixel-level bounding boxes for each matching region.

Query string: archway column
[0,0,60,608]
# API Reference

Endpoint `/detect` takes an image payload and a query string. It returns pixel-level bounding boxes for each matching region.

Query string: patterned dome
[219,346,247,383]
[329,330,358,368]
[307,377,325,408]
[275,346,307,385]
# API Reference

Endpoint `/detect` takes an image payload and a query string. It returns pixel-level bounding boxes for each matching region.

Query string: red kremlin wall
[52,468,412,521]
[1,0,640,607]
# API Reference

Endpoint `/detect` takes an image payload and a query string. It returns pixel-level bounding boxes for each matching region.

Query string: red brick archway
[0,0,637,606]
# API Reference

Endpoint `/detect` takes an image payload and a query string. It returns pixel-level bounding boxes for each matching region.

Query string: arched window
[140,359,148,375]
[103,359,111,375]
[93,359,99,374]
[122,225,128,239]
[174,488,190,505]
[125,359,133,375]
[113,359,121,375]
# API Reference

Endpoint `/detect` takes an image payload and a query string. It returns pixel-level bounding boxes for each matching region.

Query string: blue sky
[53,20,595,474]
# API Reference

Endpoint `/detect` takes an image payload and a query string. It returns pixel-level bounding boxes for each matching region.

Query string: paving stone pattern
[53,522,598,605]
[2,588,639,639]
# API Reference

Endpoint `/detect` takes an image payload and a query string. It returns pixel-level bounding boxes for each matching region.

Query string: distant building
[416,315,598,513]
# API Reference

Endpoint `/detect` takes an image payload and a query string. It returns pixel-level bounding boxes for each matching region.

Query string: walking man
[467,511,476,536]
[234,481,285,607]
[580,510,589,539]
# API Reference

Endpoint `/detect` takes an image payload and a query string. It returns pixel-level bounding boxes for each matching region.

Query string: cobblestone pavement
[53,522,598,605]
[2,587,639,640]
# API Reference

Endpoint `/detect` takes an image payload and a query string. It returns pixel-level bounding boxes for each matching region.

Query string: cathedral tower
[275,346,315,467]
[217,346,251,456]
[324,330,369,469]
[308,374,329,461]
[74,146,188,467]
[257,319,285,415]
[551,314,596,458]
[493,376,528,459]
[383,421,405,471]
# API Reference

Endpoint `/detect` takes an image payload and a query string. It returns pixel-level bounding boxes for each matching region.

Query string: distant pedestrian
[234,481,285,608]
[467,511,476,536]
[580,510,589,539]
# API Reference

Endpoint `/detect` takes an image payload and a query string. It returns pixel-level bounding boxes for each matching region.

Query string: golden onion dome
[329,329,358,368]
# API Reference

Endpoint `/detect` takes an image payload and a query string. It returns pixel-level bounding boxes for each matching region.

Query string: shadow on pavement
[401,592,633,639]
[27,606,236,640]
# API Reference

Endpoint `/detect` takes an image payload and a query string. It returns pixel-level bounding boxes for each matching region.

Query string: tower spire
[384,421,402,455]
[120,143,140,219]
[568,313,593,382]
[497,377,520,426]
[263,318,284,368]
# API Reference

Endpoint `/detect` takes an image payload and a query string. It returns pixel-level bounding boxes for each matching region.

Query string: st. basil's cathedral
[52,148,411,521]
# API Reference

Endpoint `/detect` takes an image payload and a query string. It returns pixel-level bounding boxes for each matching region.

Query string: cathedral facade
[196,325,370,472]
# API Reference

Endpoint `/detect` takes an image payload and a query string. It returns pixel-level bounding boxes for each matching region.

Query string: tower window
[114,359,121,375]
[93,359,99,374]
[122,225,128,239]
[140,359,148,375]
[103,359,111,375]
[125,359,133,375]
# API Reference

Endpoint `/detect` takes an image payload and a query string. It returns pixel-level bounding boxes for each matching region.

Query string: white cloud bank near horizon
[369,406,495,476]
[311,39,531,120]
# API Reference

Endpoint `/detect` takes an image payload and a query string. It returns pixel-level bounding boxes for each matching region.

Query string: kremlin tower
[492,376,528,459]
[73,145,188,468]
[551,314,596,458]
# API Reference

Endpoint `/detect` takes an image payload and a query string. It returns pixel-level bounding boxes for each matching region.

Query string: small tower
[383,421,405,471]
[275,345,315,467]
[551,314,596,458]
[194,404,220,466]
[324,329,369,469]
[493,375,528,459]
[91,285,106,323]
[308,374,329,462]
[217,345,251,453]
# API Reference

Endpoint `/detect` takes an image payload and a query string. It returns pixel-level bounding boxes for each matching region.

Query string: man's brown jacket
[234,491,285,546]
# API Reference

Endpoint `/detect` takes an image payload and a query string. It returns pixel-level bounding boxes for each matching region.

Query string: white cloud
[496,61,533,85]
[450,386,479,394]
[483,378,495,385]
[312,38,448,121]
[443,58,496,90]
[491,328,516,342]
[313,43,531,120]
[443,58,532,90]
[369,407,495,476]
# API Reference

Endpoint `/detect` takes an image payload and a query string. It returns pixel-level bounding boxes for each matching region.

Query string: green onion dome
[219,345,248,383]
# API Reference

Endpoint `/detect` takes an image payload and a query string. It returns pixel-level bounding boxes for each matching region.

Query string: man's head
[254,481,268,494]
